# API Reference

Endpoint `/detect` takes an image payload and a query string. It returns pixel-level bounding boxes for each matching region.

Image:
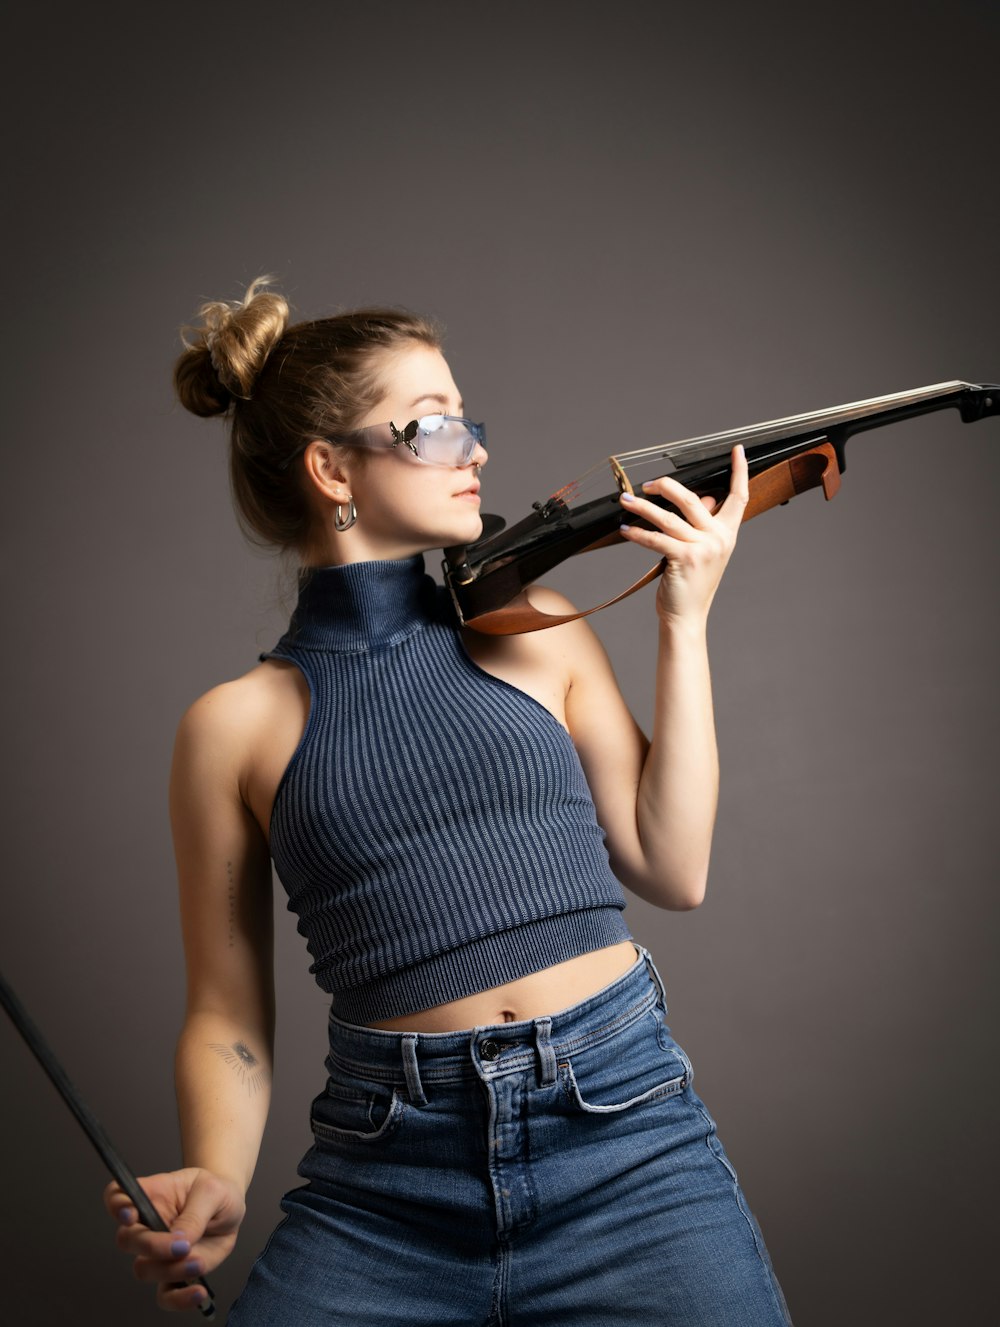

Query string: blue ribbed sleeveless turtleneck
[261,554,631,1023]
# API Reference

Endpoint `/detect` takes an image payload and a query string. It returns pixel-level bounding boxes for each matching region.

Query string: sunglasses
[341,414,487,467]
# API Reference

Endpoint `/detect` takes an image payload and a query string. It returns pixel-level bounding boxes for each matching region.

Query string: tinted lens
[415,415,478,466]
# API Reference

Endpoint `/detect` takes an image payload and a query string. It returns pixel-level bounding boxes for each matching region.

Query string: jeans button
[480,1039,500,1061]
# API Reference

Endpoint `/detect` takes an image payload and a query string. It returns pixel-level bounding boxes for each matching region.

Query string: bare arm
[171,684,276,1194]
[105,681,276,1312]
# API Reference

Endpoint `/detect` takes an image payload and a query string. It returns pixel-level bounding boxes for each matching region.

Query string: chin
[396,508,483,557]
[437,511,483,548]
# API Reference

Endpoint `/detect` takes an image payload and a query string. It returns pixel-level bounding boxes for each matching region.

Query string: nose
[469,440,488,469]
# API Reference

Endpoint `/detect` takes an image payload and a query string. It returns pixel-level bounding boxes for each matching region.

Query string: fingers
[618,446,746,623]
[104,1179,134,1223]
[173,1169,245,1248]
[114,1203,212,1316]
[106,1170,243,1312]
[620,445,749,537]
[131,1243,205,1289]
[717,442,749,527]
[115,1213,188,1260]
[616,521,707,564]
[619,487,716,547]
[625,477,715,533]
[157,1281,212,1314]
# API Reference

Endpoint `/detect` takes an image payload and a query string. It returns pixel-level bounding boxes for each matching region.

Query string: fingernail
[170,1237,191,1258]
[191,1289,206,1307]
[619,522,632,531]
[736,444,745,457]
[620,491,636,502]
[184,1259,202,1277]
[118,1207,136,1225]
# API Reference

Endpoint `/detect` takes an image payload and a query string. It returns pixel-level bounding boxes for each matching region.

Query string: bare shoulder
[513,585,614,681]
[174,659,306,771]
[461,585,618,733]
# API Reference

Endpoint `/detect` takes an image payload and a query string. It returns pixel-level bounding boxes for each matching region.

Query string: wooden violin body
[444,380,999,634]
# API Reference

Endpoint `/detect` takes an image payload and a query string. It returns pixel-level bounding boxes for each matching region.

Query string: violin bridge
[610,457,633,496]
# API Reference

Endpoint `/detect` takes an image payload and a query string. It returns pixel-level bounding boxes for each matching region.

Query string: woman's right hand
[104,1168,246,1313]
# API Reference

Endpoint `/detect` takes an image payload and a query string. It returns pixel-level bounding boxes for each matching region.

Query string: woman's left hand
[618,443,749,627]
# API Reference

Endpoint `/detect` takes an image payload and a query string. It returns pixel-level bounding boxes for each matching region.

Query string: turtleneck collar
[283,554,439,653]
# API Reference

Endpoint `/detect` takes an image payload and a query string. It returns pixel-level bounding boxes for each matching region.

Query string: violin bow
[0,968,217,1318]
[444,380,999,634]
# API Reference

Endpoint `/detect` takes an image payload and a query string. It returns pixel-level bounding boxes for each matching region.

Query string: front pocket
[559,1038,692,1114]
[309,1079,406,1143]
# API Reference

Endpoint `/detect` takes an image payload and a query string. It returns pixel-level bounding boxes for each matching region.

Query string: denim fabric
[228,946,791,1325]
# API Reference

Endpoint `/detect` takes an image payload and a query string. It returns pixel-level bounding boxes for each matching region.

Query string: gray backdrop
[2,2,997,1323]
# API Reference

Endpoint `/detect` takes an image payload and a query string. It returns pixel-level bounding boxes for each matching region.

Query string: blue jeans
[228,945,791,1325]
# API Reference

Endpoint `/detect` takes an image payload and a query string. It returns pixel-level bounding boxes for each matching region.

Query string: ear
[302,440,355,504]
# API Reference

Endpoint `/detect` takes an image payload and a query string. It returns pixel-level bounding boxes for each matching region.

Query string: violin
[443,380,999,634]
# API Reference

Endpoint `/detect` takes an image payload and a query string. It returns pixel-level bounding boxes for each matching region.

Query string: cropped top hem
[328,907,633,1024]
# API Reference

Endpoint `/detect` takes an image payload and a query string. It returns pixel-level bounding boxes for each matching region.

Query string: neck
[305,528,435,568]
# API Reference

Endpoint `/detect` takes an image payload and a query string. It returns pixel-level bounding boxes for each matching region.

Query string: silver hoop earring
[334,499,357,532]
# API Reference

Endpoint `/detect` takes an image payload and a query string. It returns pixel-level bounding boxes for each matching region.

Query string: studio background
[2,3,997,1323]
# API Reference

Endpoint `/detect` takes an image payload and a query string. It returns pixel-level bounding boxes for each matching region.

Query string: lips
[454,483,481,498]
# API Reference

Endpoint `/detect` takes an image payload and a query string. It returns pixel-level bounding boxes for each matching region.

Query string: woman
[105,277,791,1324]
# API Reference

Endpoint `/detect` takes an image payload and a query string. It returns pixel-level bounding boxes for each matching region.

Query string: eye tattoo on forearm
[209,1041,268,1096]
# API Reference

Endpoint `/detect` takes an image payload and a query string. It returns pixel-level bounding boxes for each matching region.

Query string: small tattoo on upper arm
[209,1040,268,1096]
[227,860,236,949]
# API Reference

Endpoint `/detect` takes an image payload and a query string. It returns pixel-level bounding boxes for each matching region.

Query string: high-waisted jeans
[228,945,792,1325]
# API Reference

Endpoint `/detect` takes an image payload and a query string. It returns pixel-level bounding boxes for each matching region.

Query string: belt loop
[401,1033,427,1105]
[533,1016,557,1086]
[638,943,668,1012]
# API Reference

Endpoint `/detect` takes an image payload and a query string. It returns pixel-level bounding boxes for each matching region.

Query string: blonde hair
[174,276,443,552]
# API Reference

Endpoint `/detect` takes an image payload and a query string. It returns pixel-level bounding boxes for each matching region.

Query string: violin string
[545,459,619,504]
[611,382,968,468]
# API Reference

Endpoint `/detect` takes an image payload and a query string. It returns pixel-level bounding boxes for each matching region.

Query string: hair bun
[174,275,289,417]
